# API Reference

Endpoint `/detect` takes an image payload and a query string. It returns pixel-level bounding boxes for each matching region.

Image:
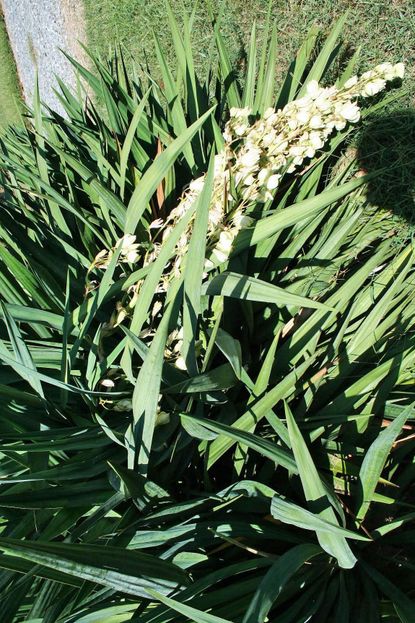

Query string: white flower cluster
[348,62,405,97]
[224,62,405,204]
[91,62,404,326]
[157,61,404,273]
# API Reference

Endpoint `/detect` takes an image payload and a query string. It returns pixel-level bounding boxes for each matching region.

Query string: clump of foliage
[0,7,414,623]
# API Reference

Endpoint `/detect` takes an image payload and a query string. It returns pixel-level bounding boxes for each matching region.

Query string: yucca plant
[0,6,414,622]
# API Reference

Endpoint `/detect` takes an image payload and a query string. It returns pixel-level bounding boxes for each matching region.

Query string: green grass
[83,0,415,105]
[0,14,23,128]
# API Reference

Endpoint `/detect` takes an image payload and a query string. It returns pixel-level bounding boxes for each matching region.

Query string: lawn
[0,13,22,128]
[83,0,415,106]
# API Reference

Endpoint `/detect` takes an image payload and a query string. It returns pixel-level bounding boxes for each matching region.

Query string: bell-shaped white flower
[344,75,358,89]
[361,78,386,97]
[391,63,405,80]
[232,210,254,228]
[339,102,360,123]
[296,109,311,125]
[189,176,205,193]
[217,229,235,253]
[240,148,261,168]
[266,174,281,190]
[309,132,324,150]
[309,114,323,129]
[306,80,320,97]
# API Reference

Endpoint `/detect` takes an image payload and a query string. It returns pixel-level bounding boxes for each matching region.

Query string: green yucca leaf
[46,144,127,230]
[203,272,331,310]
[0,302,44,398]
[242,22,257,109]
[277,25,319,106]
[0,483,111,508]
[298,12,349,96]
[356,403,415,523]
[253,1,272,112]
[182,152,215,374]
[147,589,232,623]
[0,539,188,598]
[214,327,254,388]
[258,24,277,113]
[128,279,182,472]
[33,76,70,236]
[163,363,237,395]
[119,88,152,200]
[0,349,126,398]
[181,414,296,472]
[207,356,314,468]
[122,195,196,379]
[361,561,415,623]
[374,511,415,538]
[337,46,361,88]
[0,553,84,587]
[271,497,370,542]
[284,402,357,569]
[153,30,196,169]
[71,604,138,623]
[211,17,241,110]
[232,175,372,256]
[242,544,322,623]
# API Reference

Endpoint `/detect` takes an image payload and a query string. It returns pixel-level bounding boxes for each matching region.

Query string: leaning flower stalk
[152,61,404,278]
[92,62,404,332]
